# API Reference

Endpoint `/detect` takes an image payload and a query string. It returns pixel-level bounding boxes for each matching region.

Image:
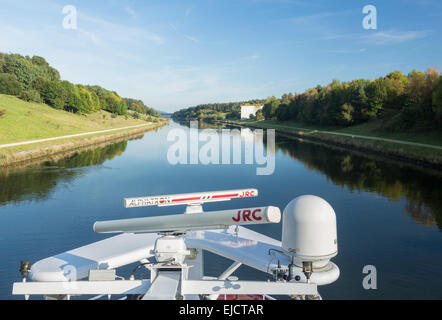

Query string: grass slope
[0,94,150,145]
[238,119,442,146]
[223,119,442,165]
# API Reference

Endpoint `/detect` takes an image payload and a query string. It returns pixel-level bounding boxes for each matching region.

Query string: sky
[0,0,441,112]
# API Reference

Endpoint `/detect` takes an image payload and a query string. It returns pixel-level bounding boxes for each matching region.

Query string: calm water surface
[0,120,441,299]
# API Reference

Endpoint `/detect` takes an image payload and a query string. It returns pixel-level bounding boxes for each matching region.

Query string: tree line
[261,67,441,131]
[172,99,266,121]
[172,68,442,132]
[0,53,162,117]
[123,98,162,118]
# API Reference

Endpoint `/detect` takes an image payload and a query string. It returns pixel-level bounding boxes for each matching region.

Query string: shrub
[19,89,42,102]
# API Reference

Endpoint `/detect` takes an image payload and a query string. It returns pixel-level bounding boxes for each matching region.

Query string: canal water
[0,120,441,299]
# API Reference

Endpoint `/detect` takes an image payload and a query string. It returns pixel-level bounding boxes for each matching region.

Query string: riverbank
[0,94,160,145]
[219,119,442,170]
[0,94,168,167]
[0,121,167,167]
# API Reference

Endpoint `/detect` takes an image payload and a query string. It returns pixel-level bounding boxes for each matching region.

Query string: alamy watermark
[362,265,378,290]
[362,5,377,30]
[167,121,275,175]
[62,5,77,30]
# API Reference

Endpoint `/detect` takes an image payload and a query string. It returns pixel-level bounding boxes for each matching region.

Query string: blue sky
[0,0,441,112]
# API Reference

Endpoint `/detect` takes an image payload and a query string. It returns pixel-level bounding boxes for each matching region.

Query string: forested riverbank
[0,52,167,166]
[174,67,442,168]
[0,53,162,118]
[174,67,442,132]
[219,119,442,169]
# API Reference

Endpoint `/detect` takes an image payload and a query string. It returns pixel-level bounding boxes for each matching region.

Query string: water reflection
[272,136,442,230]
[2,121,441,231]
[0,141,128,206]
[162,120,442,230]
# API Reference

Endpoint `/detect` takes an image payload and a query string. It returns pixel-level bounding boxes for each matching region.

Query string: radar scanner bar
[94,206,280,234]
[123,189,258,208]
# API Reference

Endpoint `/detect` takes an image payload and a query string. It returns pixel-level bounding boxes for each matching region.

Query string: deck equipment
[12,188,339,300]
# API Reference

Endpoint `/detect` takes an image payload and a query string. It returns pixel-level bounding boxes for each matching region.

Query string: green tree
[432,76,442,123]
[2,54,59,89]
[365,79,387,119]
[102,92,127,115]
[383,71,407,110]
[275,104,289,121]
[0,73,22,96]
[19,89,42,102]
[61,81,82,112]
[338,103,354,125]
[39,80,67,109]
[262,96,280,120]
[256,109,265,121]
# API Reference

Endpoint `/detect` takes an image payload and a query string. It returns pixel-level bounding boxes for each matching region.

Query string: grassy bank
[239,119,442,146]
[0,124,167,167]
[221,119,442,169]
[0,94,168,166]
[0,94,160,144]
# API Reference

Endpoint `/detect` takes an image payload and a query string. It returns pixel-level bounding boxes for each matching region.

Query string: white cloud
[327,48,367,54]
[362,30,432,45]
[285,11,338,24]
[323,29,432,46]
[184,34,199,43]
[79,13,165,46]
[106,64,274,111]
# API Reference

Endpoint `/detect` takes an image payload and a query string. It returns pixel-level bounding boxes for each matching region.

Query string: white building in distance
[240,105,263,119]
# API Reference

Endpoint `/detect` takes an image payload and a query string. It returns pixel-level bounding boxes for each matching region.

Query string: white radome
[282,195,338,269]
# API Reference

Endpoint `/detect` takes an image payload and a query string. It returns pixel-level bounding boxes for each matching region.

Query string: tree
[61,81,82,112]
[383,71,407,110]
[432,76,442,123]
[102,92,127,115]
[19,89,42,102]
[2,54,59,89]
[38,80,67,109]
[226,110,240,119]
[365,79,387,119]
[262,96,280,120]
[256,109,265,121]
[325,80,347,125]
[0,73,22,96]
[275,104,289,121]
[338,103,354,125]
[0,53,6,72]
[77,85,96,114]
